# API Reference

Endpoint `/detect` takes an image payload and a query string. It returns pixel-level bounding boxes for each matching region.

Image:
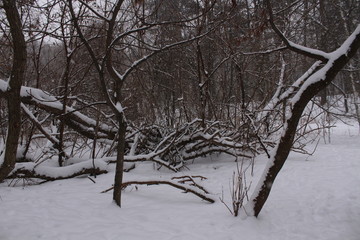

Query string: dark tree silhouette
[0,0,27,182]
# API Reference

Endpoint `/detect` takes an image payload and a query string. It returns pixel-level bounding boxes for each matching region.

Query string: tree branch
[266,0,330,61]
[101,176,215,203]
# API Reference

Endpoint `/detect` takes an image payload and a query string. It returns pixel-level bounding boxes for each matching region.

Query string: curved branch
[265,0,330,61]
[101,176,215,203]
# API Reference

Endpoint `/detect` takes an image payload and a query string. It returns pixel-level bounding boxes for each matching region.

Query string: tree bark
[0,1,27,182]
[113,113,127,207]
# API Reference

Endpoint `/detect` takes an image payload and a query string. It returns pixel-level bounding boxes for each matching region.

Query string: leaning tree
[244,0,360,217]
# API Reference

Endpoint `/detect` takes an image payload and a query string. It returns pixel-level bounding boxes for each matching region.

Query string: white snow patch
[0,79,9,92]
[115,101,124,113]
[289,41,331,59]
[11,159,108,179]
[1,121,359,240]
[0,151,4,166]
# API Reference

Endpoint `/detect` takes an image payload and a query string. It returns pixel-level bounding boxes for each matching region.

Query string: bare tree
[66,0,219,207]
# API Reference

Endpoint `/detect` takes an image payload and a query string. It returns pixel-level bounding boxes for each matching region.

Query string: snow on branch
[259,60,323,119]
[245,23,360,217]
[287,41,330,61]
[265,0,330,62]
[0,79,117,140]
[291,24,360,105]
[21,103,60,146]
[93,119,256,172]
[239,46,287,55]
[0,79,8,92]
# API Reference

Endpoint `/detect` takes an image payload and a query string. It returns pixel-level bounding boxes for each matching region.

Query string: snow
[112,66,124,81]
[115,101,124,113]
[1,121,360,240]
[289,41,330,59]
[0,151,3,166]
[10,159,108,179]
[0,131,6,166]
[259,60,322,120]
[0,79,116,135]
[0,79,8,92]
[330,24,360,59]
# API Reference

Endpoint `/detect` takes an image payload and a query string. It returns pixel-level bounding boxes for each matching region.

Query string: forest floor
[0,120,359,240]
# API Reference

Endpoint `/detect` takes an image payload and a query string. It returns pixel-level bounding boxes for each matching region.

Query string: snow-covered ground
[0,121,359,240]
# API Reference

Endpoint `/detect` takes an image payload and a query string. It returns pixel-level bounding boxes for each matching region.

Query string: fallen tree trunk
[7,160,108,181]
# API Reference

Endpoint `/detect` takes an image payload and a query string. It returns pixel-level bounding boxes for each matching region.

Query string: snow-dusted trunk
[246,24,360,217]
[113,112,127,207]
[58,59,71,167]
[0,1,27,182]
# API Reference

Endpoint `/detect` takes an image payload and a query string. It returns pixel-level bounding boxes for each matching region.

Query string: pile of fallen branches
[1,80,275,179]
[5,118,268,181]
[113,119,263,171]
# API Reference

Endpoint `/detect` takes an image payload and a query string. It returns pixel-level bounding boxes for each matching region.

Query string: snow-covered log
[7,160,108,181]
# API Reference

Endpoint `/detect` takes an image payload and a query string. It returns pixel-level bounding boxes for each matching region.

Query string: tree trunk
[58,59,71,167]
[113,113,127,207]
[0,1,27,182]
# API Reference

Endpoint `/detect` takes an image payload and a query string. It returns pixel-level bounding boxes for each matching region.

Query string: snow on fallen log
[8,159,108,181]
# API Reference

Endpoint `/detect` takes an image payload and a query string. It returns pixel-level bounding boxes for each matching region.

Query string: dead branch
[101,176,215,203]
